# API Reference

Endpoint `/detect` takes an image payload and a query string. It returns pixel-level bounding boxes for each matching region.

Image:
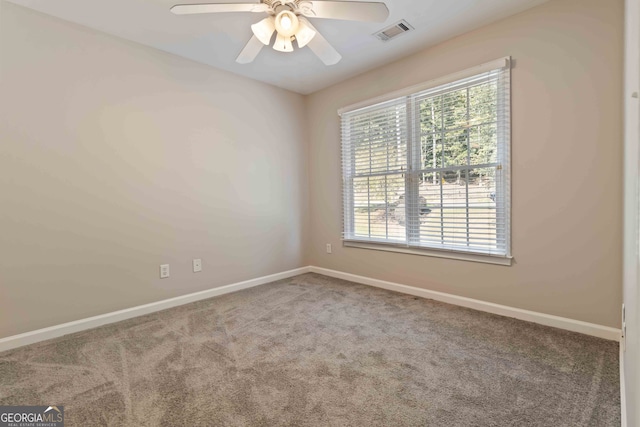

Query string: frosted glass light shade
[295,20,316,48]
[273,33,294,52]
[274,10,299,37]
[251,17,276,45]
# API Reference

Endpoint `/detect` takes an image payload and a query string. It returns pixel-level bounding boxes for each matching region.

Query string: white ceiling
[7,0,549,94]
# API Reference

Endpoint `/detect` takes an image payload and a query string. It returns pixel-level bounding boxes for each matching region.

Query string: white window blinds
[340,58,511,258]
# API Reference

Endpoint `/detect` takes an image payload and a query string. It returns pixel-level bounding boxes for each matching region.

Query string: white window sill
[343,241,513,266]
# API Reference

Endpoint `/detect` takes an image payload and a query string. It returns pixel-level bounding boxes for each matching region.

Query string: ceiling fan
[170,0,390,65]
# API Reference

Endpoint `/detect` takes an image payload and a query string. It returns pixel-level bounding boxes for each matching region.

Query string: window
[340,58,511,264]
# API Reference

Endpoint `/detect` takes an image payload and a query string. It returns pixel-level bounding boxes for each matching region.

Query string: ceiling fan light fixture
[273,33,294,52]
[274,10,299,37]
[251,17,276,45]
[171,0,391,65]
[295,19,316,48]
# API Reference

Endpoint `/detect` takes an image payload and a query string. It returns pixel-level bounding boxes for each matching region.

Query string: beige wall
[306,0,624,328]
[0,2,308,338]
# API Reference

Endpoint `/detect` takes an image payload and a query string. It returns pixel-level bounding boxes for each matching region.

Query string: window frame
[339,58,512,266]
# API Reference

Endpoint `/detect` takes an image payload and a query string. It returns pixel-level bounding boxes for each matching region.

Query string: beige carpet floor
[0,273,620,426]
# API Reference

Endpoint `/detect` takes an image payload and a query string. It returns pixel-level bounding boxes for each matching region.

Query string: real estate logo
[0,406,64,427]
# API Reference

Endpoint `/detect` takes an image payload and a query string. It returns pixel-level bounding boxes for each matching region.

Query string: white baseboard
[0,265,621,353]
[620,342,627,427]
[0,266,311,353]
[309,266,622,342]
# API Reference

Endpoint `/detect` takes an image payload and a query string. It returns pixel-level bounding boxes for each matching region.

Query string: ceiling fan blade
[301,1,389,22]
[236,35,264,64]
[171,3,268,15]
[300,18,341,65]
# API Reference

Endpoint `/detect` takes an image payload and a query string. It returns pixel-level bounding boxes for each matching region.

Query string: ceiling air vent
[374,20,414,42]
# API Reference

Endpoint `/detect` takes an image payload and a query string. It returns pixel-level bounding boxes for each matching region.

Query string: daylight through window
[340,59,511,259]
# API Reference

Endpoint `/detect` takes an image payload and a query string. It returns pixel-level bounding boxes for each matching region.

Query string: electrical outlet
[326,243,332,254]
[193,259,202,273]
[160,264,170,279]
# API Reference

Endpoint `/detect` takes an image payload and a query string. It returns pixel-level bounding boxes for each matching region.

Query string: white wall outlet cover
[193,259,202,273]
[326,244,332,254]
[160,264,170,279]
